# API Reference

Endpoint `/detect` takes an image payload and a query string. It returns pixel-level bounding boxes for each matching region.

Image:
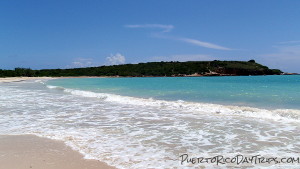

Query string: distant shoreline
[0,61,285,77]
[1,74,299,83]
[0,77,54,83]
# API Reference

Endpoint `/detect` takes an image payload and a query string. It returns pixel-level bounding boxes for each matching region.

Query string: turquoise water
[1,76,300,168]
[47,75,300,109]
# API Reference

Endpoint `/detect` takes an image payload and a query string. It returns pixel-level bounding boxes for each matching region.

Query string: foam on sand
[1,81,300,168]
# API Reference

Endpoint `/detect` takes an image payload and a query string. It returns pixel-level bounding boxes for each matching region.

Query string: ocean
[1,75,300,168]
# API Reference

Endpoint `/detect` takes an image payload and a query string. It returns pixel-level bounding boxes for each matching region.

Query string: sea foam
[0,81,299,169]
[47,84,300,123]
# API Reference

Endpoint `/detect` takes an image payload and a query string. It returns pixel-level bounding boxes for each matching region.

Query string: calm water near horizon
[47,75,300,109]
[1,75,300,168]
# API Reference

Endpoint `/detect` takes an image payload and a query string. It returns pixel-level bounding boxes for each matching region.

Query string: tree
[248,59,256,63]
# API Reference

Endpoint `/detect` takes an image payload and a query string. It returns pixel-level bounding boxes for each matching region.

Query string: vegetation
[0,60,282,77]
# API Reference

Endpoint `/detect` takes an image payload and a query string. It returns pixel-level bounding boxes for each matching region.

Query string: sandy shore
[0,77,54,83]
[0,76,112,83]
[0,78,117,169]
[0,135,116,169]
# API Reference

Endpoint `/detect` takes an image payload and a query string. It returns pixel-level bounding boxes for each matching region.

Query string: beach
[0,76,113,83]
[1,0,299,168]
[0,135,115,169]
[1,76,300,168]
[0,77,54,83]
[0,78,116,169]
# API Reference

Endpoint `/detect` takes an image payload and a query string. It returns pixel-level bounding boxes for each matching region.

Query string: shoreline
[1,76,300,168]
[0,77,55,83]
[0,135,116,169]
[0,74,296,83]
[0,76,117,83]
[0,79,118,169]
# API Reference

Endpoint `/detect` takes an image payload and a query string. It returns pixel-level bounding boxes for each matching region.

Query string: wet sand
[0,135,116,169]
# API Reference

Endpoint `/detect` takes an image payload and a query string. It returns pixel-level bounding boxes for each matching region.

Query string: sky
[1,0,300,73]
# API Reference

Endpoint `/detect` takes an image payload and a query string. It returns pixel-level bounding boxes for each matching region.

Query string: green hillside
[0,60,282,77]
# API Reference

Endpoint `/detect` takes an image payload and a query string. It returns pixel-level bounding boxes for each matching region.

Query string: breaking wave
[46,85,300,123]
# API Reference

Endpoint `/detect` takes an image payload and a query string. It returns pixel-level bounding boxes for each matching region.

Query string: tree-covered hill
[0,60,282,77]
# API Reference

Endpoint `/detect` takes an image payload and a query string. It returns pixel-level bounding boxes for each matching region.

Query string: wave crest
[46,85,300,123]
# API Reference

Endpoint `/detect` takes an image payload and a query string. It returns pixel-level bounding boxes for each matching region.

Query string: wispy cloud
[259,44,300,73]
[67,58,96,68]
[125,24,174,32]
[151,54,216,62]
[106,53,126,65]
[178,37,232,51]
[278,40,300,44]
[125,24,232,50]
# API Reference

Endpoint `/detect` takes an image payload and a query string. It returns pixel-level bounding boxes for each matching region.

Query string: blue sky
[1,0,300,72]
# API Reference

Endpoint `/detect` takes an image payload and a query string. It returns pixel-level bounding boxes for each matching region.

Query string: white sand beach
[0,135,116,169]
[0,78,117,169]
[0,77,54,83]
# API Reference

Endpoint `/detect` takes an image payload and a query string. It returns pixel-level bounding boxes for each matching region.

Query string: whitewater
[0,76,300,168]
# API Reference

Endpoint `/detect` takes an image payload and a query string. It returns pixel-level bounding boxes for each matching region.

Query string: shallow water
[0,77,300,168]
[47,76,300,109]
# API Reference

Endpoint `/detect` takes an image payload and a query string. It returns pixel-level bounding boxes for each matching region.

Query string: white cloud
[151,54,216,62]
[68,58,96,68]
[106,53,126,65]
[125,24,174,32]
[125,23,232,51]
